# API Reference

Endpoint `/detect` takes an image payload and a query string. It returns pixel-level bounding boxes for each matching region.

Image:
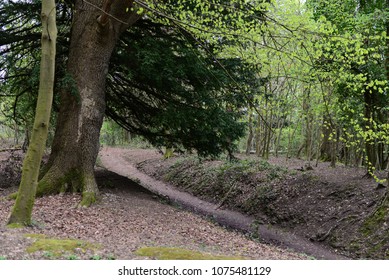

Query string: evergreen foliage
[107,20,251,156]
[0,0,254,157]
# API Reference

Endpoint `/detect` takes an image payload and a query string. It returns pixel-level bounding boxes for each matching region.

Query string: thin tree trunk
[22,124,30,152]
[274,117,285,157]
[262,101,269,159]
[245,110,254,155]
[320,117,332,161]
[286,116,300,159]
[385,6,389,184]
[364,90,377,176]
[264,106,273,160]
[255,113,262,157]
[8,0,57,225]
[330,134,336,168]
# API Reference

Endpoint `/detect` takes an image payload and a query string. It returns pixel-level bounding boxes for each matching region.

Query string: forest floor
[0,147,388,259]
[0,148,305,260]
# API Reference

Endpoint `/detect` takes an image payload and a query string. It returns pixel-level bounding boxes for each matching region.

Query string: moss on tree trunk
[7,0,57,226]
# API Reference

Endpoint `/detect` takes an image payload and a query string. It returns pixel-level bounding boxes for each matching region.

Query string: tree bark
[363,89,377,176]
[37,0,140,206]
[245,110,254,155]
[385,0,389,184]
[8,0,57,225]
[320,117,332,162]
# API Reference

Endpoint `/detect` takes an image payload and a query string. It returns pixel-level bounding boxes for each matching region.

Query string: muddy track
[99,147,347,260]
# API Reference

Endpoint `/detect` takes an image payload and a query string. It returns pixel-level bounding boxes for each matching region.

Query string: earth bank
[134,150,389,259]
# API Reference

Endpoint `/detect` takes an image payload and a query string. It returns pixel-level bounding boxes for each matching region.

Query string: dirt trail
[99,147,347,260]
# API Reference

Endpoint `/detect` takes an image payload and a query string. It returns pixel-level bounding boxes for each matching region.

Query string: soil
[0,149,305,260]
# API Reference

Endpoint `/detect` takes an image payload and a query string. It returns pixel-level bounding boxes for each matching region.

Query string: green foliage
[305,0,389,175]
[217,158,287,179]
[139,0,270,42]
[100,119,127,146]
[66,255,79,260]
[107,19,252,157]
[42,251,55,259]
[0,0,63,146]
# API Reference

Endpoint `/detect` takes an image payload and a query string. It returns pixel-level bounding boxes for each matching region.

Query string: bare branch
[82,0,129,25]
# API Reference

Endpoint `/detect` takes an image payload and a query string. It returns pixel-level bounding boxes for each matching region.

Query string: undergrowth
[161,156,288,214]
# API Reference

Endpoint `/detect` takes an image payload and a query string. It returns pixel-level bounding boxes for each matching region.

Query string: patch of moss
[361,196,389,236]
[36,169,82,197]
[7,192,18,200]
[80,192,97,207]
[6,223,24,229]
[365,238,389,259]
[348,241,361,252]
[26,238,101,257]
[163,148,174,159]
[135,246,244,260]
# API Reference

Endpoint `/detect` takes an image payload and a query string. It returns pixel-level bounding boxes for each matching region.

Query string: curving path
[99,147,347,260]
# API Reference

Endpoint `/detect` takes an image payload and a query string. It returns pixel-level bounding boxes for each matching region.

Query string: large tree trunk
[37,0,139,206]
[8,0,57,225]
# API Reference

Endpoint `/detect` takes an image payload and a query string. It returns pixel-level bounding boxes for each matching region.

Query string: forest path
[99,147,347,260]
